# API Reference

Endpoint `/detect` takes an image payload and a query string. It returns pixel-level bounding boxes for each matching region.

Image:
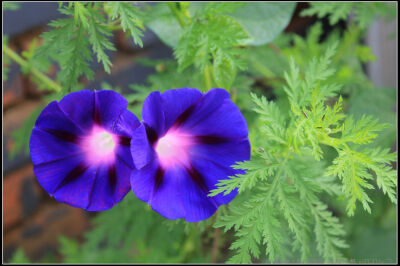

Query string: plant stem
[167,2,187,27]
[268,42,283,56]
[267,152,290,200]
[204,65,212,91]
[3,45,62,92]
[211,227,220,263]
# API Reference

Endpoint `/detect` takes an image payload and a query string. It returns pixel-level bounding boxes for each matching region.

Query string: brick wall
[3,3,172,262]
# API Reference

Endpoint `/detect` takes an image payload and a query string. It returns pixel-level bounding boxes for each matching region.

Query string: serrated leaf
[108,2,144,47]
[348,87,396,148]
[213,49,236,89]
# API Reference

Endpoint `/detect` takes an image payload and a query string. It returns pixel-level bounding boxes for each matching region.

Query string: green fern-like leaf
[83,5,116,73]
[36,3,116,90]
[341,115,388,145]
[213,45,396,263]
[301,2,396,29]
[108,2,144,47]
[174,4,248,89]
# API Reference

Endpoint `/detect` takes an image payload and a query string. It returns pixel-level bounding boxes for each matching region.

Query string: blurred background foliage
[3,2,397,264]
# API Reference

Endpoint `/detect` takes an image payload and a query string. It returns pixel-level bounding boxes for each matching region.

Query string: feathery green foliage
[36,2,145,91]
[107,2,144,47]
[3,2,20,11]
[301,2,396,28]
[37,4,97,90]
[211,45,397,263]
[8,248,31,264]
[59,193,212,263]
[173,2,248,90]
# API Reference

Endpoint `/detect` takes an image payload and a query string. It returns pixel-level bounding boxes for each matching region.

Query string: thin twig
[268,42,283,56]
[3,45,62,92]
[167,2,187,28]
[211,227,221,263]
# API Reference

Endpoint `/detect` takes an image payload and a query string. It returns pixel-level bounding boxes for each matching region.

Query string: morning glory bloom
[130,88,250,222]
[30,90,140,211]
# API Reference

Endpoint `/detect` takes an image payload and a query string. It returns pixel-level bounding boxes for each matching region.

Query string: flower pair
[30,88,250,222]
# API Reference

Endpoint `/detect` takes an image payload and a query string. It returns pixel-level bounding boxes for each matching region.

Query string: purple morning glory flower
[30,90,140,211]
[130,88,250,222]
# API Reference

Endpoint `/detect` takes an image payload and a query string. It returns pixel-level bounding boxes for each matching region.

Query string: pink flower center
[83,126,117,164]
[155,130,193,167]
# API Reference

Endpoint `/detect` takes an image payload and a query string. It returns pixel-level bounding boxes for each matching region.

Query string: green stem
[3,45,62,92]
[106,18,123,31]
[204,65,212,91]
[167,2,187,27]
[267,152,290,200]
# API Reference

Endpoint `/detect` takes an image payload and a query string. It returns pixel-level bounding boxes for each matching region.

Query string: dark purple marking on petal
[161,88,203,130]
[86,166,100,209]
[52,162,90,195]
[118,136,131,146]
[145,123,159,146]
[153,166,165,194]
[142,91,165,136]
[184,164,218,208]
[93,91,101,125]
[189,155,239,205]
[171,98,202,129]
[39,128,81,144]
[107,164,117,199]
[149,165,166,206]
[35,152,85,167]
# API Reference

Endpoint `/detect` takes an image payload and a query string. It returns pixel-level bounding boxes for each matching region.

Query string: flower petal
[148,165,187,220]
[95,90,128,131]
[189,158,240,205]
[86,164,117,211]
[112,109,141,137]
[179,165,219,222]
[53,164,98,209]
[112,158,133,205]
[130,124,156,169]
[142,91,165,137]
[185,98,249,139]
[190,139,251,166]
[33,153,87,196]
[59,90,95,133]
[130,159,186,220]
[130,159,158,203]
[34,101,85,136]
[30,127,82,166]
[161,88,203,130]
[173,88,230,130]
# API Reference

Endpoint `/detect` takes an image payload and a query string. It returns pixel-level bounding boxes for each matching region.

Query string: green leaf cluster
[211,45,397,263]
[173,3,248,90]
[36,2,144,91]
[146,3,294,91]
[8,248,30,264]
[107,2,144,47]
[59,193,211,263]
[3,2,20,11]
[301,2,396,29]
